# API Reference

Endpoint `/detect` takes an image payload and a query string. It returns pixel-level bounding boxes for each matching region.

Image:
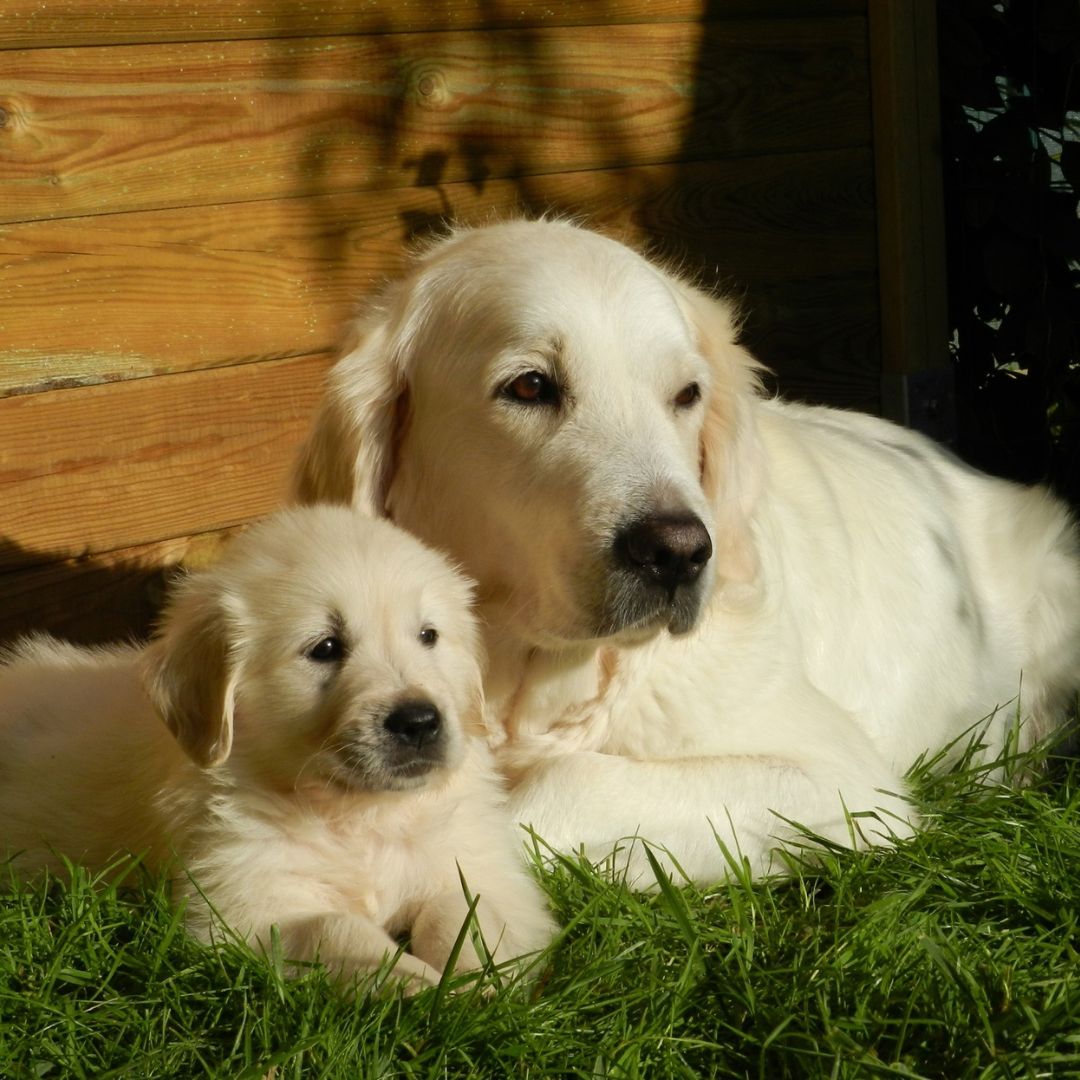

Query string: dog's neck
[483,635,596,729]
[479,626,627,781]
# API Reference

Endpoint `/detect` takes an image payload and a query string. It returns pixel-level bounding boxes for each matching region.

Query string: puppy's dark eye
[419,627,438,648]
[674,382,701,409]
[308,636,345,663]
[501,370,560,406]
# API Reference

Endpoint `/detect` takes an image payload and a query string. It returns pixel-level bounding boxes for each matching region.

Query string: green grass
[3,742,1080,1079]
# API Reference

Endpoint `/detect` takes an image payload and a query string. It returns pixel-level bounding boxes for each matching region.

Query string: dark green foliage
[939,0,1080,503]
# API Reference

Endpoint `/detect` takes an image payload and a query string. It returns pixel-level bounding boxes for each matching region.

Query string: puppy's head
[143,506,483,796]
[292,219,763,649]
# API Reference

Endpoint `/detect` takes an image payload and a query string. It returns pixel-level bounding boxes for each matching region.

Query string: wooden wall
[0,0,894,645]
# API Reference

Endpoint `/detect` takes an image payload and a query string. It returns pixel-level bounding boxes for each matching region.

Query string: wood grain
[868,1,948,381]
[0,527,240,646]
[0,355,332,571]
[0,150,877,395]
[746,274,881,412]
[0,19,870,223]
[0,1,866,49]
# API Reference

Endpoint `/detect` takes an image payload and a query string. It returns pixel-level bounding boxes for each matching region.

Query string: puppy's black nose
[383,702,442,750]
[615,513,713,591]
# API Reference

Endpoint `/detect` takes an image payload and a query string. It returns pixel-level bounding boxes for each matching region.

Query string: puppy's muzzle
[327,698,451,793]
[614,513,713,593]
[383,701,442,752]
[379,698,448,785]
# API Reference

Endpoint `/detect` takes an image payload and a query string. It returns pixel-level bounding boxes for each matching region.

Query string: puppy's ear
[291,300,410,516]
[669,277,764,585]
[142,575,238,768]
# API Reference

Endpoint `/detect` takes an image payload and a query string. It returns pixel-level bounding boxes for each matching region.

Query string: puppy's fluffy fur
[292,218,1080,885]
[0,506,555,989]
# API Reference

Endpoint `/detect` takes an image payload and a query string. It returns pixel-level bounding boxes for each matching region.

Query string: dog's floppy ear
[291,295,410,516]
[461,675,488,741]
[668,276,764,585]
[142,574,239,768]
[448,581,489,742]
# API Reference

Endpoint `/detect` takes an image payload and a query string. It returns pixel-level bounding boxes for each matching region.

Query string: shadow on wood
[0,531,235,648]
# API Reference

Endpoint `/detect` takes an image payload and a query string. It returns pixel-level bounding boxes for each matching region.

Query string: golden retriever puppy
[0,506,555,990]
[291,219,1080,885]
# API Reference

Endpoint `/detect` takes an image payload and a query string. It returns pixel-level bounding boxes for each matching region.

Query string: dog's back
[758,400,1080,765]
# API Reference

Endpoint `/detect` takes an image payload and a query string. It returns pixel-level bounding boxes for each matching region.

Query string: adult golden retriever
[293,219,1080,884]
[0,506,555,988]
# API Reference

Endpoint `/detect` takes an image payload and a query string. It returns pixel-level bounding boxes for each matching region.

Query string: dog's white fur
[292,219,1080,884]
[0,506,555,988]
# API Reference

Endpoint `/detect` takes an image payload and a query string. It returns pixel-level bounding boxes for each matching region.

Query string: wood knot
[410,67,451,109]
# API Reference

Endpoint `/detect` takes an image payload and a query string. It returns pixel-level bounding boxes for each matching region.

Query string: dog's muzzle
[381,700,445,778]
[331,699,448,791]
[601,511,713,637]
[615,513,713,591]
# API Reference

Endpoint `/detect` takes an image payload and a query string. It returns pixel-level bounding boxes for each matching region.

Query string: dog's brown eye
[502,370,559,406]
[308,636,345,663]
[674,382,701,409]
[419,627,438,648]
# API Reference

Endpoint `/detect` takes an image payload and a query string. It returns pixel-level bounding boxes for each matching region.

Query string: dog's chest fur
[189,772,483,934]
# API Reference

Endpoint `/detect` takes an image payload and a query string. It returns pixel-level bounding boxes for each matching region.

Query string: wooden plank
[868,0,951,436]
[0,19,871,223]
[0,355,332,571]
[617,150,877,281]
[0,528,239,647]
[746,275,881,413]
[0,1,866,49]
[0,149,877,395]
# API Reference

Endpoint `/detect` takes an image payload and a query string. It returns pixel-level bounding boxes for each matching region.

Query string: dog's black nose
[615,513,713,591]
[383,702,442,750]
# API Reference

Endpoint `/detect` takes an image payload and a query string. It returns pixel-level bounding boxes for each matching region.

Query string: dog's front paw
[509,751,621,852]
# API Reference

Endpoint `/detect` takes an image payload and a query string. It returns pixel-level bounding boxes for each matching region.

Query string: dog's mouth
[593,569,706,641]
[382,754,445,785]
[327,752,445,793]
